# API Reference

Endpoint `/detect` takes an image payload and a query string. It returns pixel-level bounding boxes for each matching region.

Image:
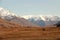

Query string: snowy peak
[0,7,38,27]
[22,15,60,21]
[22,15,60,26]
[0,7,18,20]
[0,7,16,17]
[0,7,10,16]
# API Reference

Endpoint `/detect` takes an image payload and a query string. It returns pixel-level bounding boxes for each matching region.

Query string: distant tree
[55,21,60,27]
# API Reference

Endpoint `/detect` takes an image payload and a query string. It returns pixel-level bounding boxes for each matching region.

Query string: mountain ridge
[22,15,60,26]
[0,7,39,27]
[0,7,60,27]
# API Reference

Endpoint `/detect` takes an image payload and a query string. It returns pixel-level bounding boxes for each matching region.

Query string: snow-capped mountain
[0,7,17,20]
[22,15,60,26]
[0,7,38,27]
[0,7,60,27]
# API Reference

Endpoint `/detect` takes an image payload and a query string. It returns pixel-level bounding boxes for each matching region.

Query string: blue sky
[0,0,60,16]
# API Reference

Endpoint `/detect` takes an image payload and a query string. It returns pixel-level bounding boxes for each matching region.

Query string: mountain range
[22,15,60,26]
[0,7,60,27]
[0,7,38,27]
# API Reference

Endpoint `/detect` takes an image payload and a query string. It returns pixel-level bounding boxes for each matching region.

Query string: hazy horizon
[0,0,60,16]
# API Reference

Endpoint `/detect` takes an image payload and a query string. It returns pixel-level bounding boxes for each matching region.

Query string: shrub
[55,21,60,27]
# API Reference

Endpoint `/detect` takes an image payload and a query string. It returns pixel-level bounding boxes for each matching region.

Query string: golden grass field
[0,19,60,40]
[0,27,60,40]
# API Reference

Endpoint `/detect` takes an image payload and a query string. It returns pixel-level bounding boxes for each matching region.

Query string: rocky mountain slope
[0,7,38,27]
[22,15,60,26]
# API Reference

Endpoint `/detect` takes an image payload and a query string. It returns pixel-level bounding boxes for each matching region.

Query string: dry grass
[0,19,60,40]
[0,27,59,40]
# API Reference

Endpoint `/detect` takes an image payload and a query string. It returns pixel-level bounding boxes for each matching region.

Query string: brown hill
[0,18,22,28]
[0,19,60,40]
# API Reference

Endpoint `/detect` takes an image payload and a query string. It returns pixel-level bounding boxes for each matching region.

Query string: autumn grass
[0,27,60,40]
